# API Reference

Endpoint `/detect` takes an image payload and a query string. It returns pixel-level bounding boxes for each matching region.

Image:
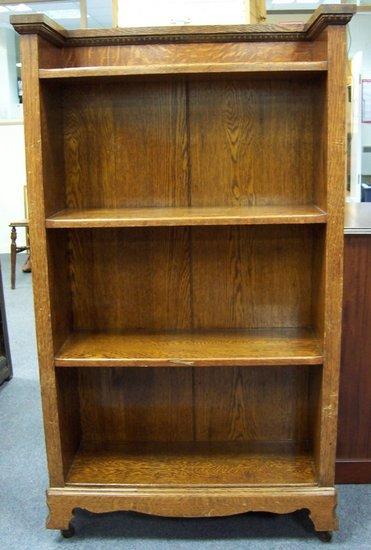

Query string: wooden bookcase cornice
[10,4,355,47]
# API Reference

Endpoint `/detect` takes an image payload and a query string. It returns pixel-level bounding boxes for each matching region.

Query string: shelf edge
[39,62,328,79]
[54,356,324,367]
[45,208,328,229]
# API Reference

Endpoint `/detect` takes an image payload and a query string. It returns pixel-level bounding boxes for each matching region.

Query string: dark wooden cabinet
[0,260,12,386]
[12,4,354,540]
[336,203,371,483]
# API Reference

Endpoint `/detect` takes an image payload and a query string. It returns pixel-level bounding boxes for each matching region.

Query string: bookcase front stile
[12,5,354,538]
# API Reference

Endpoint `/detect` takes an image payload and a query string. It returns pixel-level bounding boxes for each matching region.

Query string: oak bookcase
[12,5,354,540]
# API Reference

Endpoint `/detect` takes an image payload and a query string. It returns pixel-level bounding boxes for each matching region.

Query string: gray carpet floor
[0,252,370,549]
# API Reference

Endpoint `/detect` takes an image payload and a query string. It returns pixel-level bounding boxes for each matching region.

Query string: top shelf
[38,62,328,79]
[45,205,327,229]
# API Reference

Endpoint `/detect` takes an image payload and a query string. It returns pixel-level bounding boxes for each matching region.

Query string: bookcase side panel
[20,35,66,485]
[315,26,346,486]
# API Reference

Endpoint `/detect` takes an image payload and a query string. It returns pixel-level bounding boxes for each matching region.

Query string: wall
[0,122,26,253]
[0,26,19,119]
[267,12,371,176]
[118,0,247,26]
[348,14,371,175]
[0,25,25,254]
[266,12,306,24]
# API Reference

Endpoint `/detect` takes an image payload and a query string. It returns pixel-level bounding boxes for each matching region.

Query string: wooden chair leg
[22,254,31,273]
[10,227,17,290]
[26,226,30,248]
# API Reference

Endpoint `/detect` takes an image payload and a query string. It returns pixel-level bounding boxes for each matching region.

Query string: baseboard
[336,459,371,484]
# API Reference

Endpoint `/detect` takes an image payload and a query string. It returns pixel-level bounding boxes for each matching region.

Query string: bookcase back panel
[62,79,189,210]
[76,366,312,446]
[191,225,314,329]
[69,227,192,331]
[44,74,325,211]
[40,83,66,217]
[188,77,318,207]
[67,225,317,331]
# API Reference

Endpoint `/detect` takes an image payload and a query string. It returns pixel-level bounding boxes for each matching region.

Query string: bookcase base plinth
[46,486,338,533]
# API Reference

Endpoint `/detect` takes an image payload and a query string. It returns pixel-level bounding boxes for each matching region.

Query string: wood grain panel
[194,366,311,443]
[38,36,62,72]
[68,226,318,332]
[58,42,318,71]
[69,228,191,331]
[337,236,371,465]
[48,75,327,213]
[63,79,188,209]
[192,225,314,329]
[75,365,314,446]
[78,367,193,444]
[67,442,315,486]
[189,77,317,206]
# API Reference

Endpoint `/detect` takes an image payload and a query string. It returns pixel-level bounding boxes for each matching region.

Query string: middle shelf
[46,205,327,228]
[54,328,323,367]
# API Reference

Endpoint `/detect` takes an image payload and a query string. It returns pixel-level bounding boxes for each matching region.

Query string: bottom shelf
[67,442,316,487]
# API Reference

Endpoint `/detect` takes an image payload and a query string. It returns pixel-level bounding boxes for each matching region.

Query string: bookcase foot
[47,499,77,533]
[316,531,333,543]
[308,499,338,534]
[61,524,75,539]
